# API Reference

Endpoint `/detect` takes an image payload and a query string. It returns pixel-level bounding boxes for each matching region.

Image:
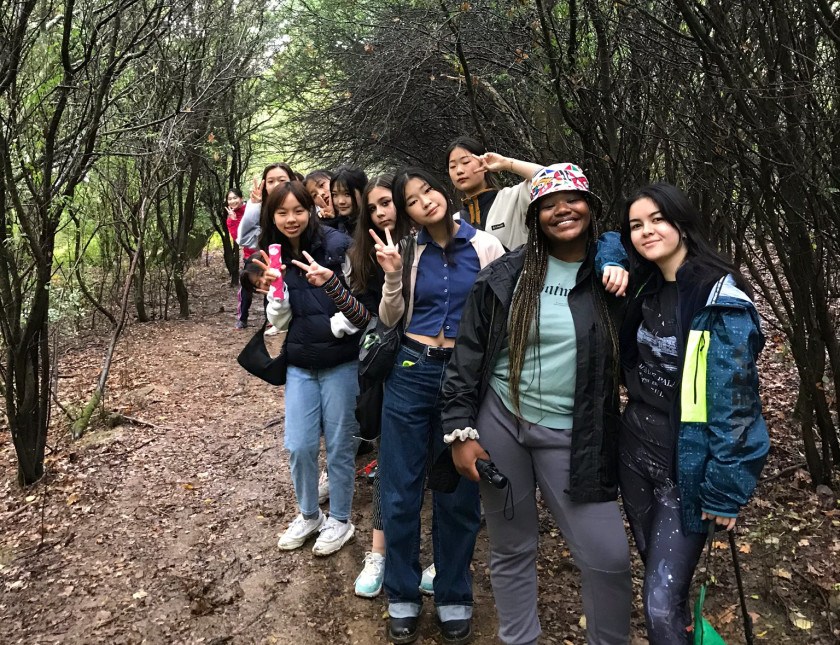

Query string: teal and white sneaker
[354,551,385,597]
[419,563,435,596]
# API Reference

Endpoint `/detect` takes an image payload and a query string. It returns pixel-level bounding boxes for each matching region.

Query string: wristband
[443,427,480,444]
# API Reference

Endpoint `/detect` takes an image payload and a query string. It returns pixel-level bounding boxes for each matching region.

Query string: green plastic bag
[694,581,727,645]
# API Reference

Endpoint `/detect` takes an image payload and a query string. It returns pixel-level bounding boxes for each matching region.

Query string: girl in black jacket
[441,163,632,645]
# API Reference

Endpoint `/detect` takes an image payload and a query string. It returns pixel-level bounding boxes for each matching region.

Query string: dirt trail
[1,256,837,644]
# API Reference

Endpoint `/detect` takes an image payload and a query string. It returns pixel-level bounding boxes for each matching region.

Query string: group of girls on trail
[230,137,770,645]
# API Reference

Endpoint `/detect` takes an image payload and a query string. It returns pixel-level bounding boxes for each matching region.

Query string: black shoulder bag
[237,320,288,386]
[358,237,415,381]
[355,238,415,440]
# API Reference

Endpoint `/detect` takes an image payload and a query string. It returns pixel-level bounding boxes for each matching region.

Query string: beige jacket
[483,181,531,250]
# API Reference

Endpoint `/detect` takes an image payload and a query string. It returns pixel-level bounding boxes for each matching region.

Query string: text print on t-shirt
[543,283,571,303]
[636,302,678,400]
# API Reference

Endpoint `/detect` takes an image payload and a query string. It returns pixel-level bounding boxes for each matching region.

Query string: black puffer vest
[285,227,359,369]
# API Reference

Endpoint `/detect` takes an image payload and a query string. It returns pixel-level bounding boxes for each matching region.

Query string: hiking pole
[727,529,755,645]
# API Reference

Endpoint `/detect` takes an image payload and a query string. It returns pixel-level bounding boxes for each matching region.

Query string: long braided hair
[507,193,619,413]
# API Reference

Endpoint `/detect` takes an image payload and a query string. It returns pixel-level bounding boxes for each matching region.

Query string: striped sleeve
[323,273,372,329]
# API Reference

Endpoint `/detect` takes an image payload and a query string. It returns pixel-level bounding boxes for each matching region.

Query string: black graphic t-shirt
[633,282,679,413]
[621,282,680,480]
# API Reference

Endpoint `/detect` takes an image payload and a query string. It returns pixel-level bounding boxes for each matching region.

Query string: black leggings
[619,449,706,644]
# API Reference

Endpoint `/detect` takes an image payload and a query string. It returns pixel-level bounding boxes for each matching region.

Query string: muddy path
[1,257,837,644]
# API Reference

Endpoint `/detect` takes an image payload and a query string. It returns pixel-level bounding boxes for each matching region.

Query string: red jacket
[225,204,256,258]
[226,203,246,239]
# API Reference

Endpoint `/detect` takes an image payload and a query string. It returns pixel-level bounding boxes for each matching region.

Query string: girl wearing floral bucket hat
[438,163,633,645]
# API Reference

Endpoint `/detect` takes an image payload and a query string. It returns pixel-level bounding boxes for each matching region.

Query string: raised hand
[291,250,334,287]
[251,250,285,294]
[369,227,402,273]
[473,152,510,173]
[249,176,264,203]
[601,265,629,297]
[225,206,237,219]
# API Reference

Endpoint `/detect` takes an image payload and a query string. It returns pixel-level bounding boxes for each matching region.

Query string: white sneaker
[420,563,435,595]
[277,511,324,550]
[354,552,385,597]
[264,324,281,336]
[318,470,329,505]
[312,516,355,556]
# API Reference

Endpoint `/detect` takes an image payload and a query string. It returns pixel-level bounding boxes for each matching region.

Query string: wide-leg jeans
[379,344,481,622]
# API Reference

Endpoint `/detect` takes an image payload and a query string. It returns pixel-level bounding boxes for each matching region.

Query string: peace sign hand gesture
[291,251,334,287]
[369,227,402,273]
[249,176,264,203]
[225,206,237,219]
[250,250,284,294]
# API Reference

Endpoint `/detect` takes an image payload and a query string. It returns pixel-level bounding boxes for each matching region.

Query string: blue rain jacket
[622,266,770,534]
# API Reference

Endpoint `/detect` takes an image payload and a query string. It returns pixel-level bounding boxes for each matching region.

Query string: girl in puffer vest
[252,181,374,558]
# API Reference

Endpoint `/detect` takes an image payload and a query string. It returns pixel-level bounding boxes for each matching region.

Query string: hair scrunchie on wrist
[443,427,480,444]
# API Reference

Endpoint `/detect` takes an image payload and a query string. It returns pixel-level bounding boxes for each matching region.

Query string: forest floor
[1,254,838,645]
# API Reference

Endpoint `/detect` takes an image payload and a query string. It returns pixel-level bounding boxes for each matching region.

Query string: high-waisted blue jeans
[379,344,481,622]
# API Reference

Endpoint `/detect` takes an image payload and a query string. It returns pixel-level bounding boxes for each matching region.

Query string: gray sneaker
[277,511,325,550]
[312,516,355,556]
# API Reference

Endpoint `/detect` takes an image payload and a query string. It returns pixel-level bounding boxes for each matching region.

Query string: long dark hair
[392,167,456,246]
[347,174,411,294]
[507,190,617,412]
[258,181,320,262]
[620,182,753,296]
[446,136,500,193]
[330,166,368,220]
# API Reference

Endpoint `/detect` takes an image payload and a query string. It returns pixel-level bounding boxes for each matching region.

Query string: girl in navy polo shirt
[370,167,504,645]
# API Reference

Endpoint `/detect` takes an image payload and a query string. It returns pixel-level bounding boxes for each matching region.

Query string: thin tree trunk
[72,202,148,438]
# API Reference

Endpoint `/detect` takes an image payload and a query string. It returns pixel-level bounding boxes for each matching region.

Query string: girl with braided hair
[439,164,633,645]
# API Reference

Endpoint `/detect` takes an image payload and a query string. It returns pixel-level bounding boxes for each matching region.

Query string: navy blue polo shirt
[407,221,481,339]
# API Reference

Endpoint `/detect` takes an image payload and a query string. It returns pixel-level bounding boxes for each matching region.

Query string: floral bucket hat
[529,163,599,204]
